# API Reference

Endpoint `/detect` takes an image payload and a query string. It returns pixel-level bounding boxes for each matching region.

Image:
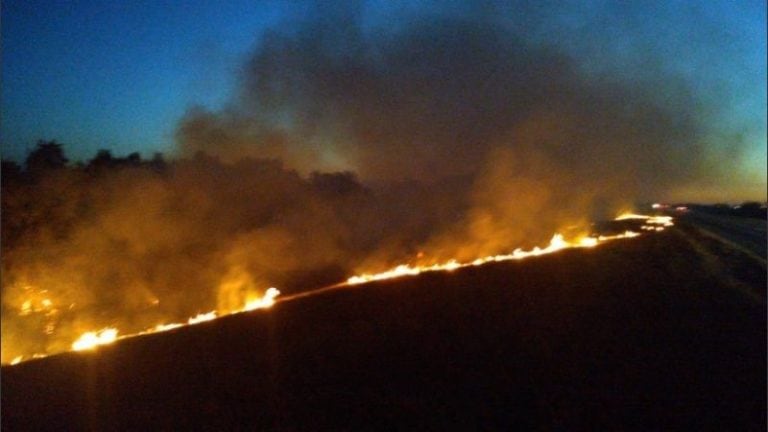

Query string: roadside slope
[2,229,765,430]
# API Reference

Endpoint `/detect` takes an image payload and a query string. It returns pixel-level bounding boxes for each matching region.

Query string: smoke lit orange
[3,213,671,365]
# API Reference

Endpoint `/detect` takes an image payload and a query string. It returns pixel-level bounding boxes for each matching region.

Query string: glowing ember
[72,328,119,351]
[10,356,23,365]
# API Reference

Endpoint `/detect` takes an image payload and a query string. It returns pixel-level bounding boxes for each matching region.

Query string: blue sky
[1,0,765,198]
[1,0,291,161]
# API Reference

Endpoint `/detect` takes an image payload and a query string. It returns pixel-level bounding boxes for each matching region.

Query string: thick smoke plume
[2,2,730,362]
[177,3,709,256]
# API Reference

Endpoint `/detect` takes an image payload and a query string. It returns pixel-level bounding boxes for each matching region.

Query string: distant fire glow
[4,213,672,366]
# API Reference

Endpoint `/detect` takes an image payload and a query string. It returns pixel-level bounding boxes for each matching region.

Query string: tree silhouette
[88,149,115,171]
[1,159,22,184]
[25,140,68,176]
[127,152,142,166]
[150,152,167,172]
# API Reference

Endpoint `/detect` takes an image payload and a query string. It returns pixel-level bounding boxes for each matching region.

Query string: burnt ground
[2,225,765,431]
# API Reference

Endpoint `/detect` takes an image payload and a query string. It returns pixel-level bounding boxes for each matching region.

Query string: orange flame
[187,311,218,325]
[346,230,641,285]
[244,287,281,311]
[71,328,119,351]
[5,212,672,366]
[64,288,281,354]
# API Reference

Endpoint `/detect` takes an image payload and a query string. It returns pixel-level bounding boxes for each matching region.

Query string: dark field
[2,223,765,431]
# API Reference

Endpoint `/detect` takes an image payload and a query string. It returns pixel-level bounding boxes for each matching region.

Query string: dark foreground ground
[2,224,765,431]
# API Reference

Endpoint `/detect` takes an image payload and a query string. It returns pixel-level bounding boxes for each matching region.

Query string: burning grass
[3,213,670,365]
[3,219,764,431]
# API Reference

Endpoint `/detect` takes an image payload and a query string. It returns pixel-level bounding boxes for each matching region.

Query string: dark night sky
[1,0,765,200]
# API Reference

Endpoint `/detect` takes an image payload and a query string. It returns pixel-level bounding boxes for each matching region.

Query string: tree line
[2,140,168,182]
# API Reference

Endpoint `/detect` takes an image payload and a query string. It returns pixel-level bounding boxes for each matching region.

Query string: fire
[59,288,281,357]
[244,287,281,311]
[150,323,183,332]
[4,214,670,366]
[615,213,674,226]
[187,311,218,325]
[346,229,642,286]
[71,328,119,351]
[17,294,56,317]
[614,213,673,233]
[8,354,45,365]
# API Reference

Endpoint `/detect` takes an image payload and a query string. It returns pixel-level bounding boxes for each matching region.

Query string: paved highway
[680,210,767,261]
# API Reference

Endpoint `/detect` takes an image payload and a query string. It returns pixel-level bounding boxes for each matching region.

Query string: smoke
[2,1,747,362]
[177,2,711,251]
[1,156,469,361]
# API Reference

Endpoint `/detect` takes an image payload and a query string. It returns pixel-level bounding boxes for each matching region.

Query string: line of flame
[345,230,642,285]
[5,215,671,365]
[64,287,282,353]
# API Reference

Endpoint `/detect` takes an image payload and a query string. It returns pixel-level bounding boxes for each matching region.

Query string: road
[679,210,767,261]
